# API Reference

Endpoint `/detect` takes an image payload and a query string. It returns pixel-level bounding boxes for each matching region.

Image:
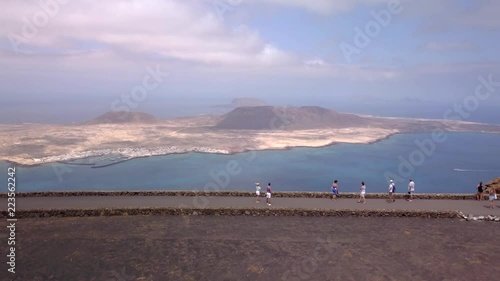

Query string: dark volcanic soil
[2,216,499,281]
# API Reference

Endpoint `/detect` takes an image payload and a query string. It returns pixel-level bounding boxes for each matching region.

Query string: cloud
[252,0,390,14]
[304,58,327,67]
[407,0,500,33]
[0,0,404,82]
[420,41,477,52]
[0,0,296,67]
[410,62,500,76]
[455,0,500,29]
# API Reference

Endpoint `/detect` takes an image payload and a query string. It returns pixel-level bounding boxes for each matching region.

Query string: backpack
[393,184,396,193]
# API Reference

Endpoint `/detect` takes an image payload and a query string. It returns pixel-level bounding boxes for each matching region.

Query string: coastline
[1,132,399,167]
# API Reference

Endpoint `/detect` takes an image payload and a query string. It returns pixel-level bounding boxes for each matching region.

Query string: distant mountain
[213,98,268,108]
[215,106,372,130]
[84,111,157,125]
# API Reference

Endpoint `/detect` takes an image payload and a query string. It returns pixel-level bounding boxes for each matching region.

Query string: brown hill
[85,111,157,125]
[214,106,372,130]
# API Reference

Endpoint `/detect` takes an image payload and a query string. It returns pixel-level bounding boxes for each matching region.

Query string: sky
[0,0,499,123]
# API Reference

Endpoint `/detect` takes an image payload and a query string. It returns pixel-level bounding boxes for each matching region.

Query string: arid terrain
[1,106,500,166]
[3,216,499,281]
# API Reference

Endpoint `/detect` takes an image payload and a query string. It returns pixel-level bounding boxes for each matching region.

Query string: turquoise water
[1,133,499,193]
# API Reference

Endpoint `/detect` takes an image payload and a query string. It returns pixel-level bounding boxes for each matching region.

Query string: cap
[390,180,394,183]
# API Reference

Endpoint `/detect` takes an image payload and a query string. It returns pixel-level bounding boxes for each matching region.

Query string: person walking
[488,186,497,210]
[358,182,366,204]
[476,182,484,201]
[331,180,339,201]
[266,183,272,206]
[407,179,415,201]
[388,180,396,203]
[255,182,261,203]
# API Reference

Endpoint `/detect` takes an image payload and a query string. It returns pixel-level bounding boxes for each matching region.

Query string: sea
[1,132,499,194]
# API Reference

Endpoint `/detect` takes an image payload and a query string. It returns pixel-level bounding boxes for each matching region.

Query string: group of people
[331,179,416,203]
[255,183,272,206]
[476,182,497,209]
[254,180,497,209]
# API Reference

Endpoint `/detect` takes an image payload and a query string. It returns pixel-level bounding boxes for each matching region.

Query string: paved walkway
[6,196,500,216]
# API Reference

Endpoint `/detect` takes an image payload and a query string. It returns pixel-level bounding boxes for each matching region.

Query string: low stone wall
[0,190,476,200]
[0,207,460,219]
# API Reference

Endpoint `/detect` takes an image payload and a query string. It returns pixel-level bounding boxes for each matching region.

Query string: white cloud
[0,0,296,67]
[304,58,327,67]
[0,0,403,82]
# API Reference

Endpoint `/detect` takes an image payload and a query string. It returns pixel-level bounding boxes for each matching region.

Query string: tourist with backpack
[331,180,339,201]
[388,180,396,203]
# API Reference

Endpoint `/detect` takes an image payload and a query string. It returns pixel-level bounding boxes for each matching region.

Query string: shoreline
[2,132,400,167]
[4,131,500,167]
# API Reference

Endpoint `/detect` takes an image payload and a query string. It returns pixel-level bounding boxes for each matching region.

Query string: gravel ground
[1,216,499,281]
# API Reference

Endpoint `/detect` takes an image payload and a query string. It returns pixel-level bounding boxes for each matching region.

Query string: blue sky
[0,0,499,123]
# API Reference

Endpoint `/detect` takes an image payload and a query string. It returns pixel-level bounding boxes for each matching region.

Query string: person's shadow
[483,205,498,209]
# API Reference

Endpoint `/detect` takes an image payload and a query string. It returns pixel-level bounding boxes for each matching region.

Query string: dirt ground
[1,216,499,281]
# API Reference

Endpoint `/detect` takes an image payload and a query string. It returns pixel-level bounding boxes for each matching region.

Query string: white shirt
[408,181,415,192]
[389,183,394,193]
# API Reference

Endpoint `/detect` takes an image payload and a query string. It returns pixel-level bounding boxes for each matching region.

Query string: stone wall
[0,207,460,219]
[0,190,476,200]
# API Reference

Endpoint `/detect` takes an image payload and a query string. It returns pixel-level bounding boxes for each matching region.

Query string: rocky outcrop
[486,178,500,193]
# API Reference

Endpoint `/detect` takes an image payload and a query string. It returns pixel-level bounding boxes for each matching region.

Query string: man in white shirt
[408,179,415,201]
[388,180,396,203]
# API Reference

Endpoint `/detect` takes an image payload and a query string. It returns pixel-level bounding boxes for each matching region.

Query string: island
[2,106,500,166]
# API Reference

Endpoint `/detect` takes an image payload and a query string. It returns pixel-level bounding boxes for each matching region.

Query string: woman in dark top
[476,182,484,201]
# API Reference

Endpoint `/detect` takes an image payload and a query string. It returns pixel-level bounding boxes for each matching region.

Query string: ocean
[1,132,499,194]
